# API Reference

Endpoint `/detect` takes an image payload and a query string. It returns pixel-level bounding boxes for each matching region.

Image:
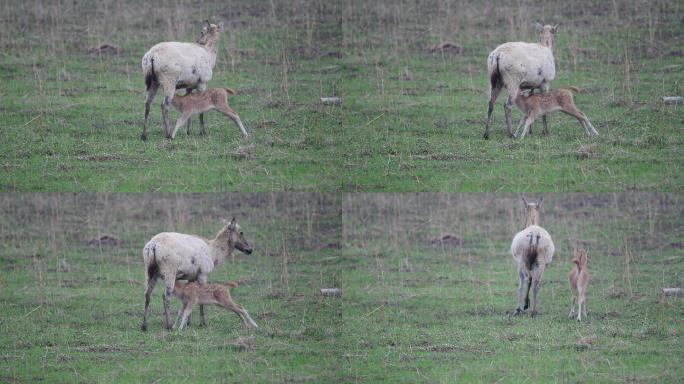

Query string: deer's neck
[209,228,234,265]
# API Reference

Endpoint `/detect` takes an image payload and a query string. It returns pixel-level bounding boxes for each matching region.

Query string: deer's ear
[521,196,528,206]
[552,23,560,33]
[537,197,544,209]
[533,22,544,34]
[218,21,225,31]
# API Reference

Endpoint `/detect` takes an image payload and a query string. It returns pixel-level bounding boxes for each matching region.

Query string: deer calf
[568,249,589,321]
[170,87,249,140]
[172,280,258,330]
[513,86,599,139]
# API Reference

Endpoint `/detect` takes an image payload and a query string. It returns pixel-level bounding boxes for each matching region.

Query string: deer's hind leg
[562,106,598,137]
[577,284,587,321]
[216,291,258,329]
[159,80,176,139]
[503,83,521,138]
[484,79,503,139]
[569,280,578,318]
[141,81,158,141]
[161,274,176,330]
[216,102,249,139]
[515,270,526,315]
[530,267,545,317]
[141,272,157,331]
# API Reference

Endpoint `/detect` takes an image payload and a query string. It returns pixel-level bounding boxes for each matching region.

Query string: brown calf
[568,249,589,321]
[513,86,599,138]
[172,280,258,330]
[170,87,249,140]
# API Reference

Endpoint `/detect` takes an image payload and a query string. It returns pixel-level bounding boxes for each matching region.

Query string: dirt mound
[427,42,463,54]
[84,235,121,247]
[429,234,463,247]
[88,44,121,56]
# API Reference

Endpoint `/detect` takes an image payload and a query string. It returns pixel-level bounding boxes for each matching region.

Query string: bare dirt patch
[429,234,464,247]
[83,234,121,247]
[88,43,121,56]
[427,42,464,55]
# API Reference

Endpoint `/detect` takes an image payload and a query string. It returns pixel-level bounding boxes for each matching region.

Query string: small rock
[662,96,682,104]
[320,97,341,105]
[320,288,340,296]
[662,287,682,296]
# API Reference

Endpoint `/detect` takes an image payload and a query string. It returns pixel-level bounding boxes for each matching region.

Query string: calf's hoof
[141,324,148,332]
[514,308,522,316]
[140,133,147,141]
[483,133,490,140]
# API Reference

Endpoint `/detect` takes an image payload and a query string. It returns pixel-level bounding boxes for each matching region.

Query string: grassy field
[339,193,684,382]
[0,194,346,382]
[1,193,682,382]
[1,1,683,191]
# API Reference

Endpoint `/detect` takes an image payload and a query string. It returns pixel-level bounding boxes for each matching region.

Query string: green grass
[0,194,345,383]
[338,193,684,382]
[1,194,682,382]
[1,0,683,191]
